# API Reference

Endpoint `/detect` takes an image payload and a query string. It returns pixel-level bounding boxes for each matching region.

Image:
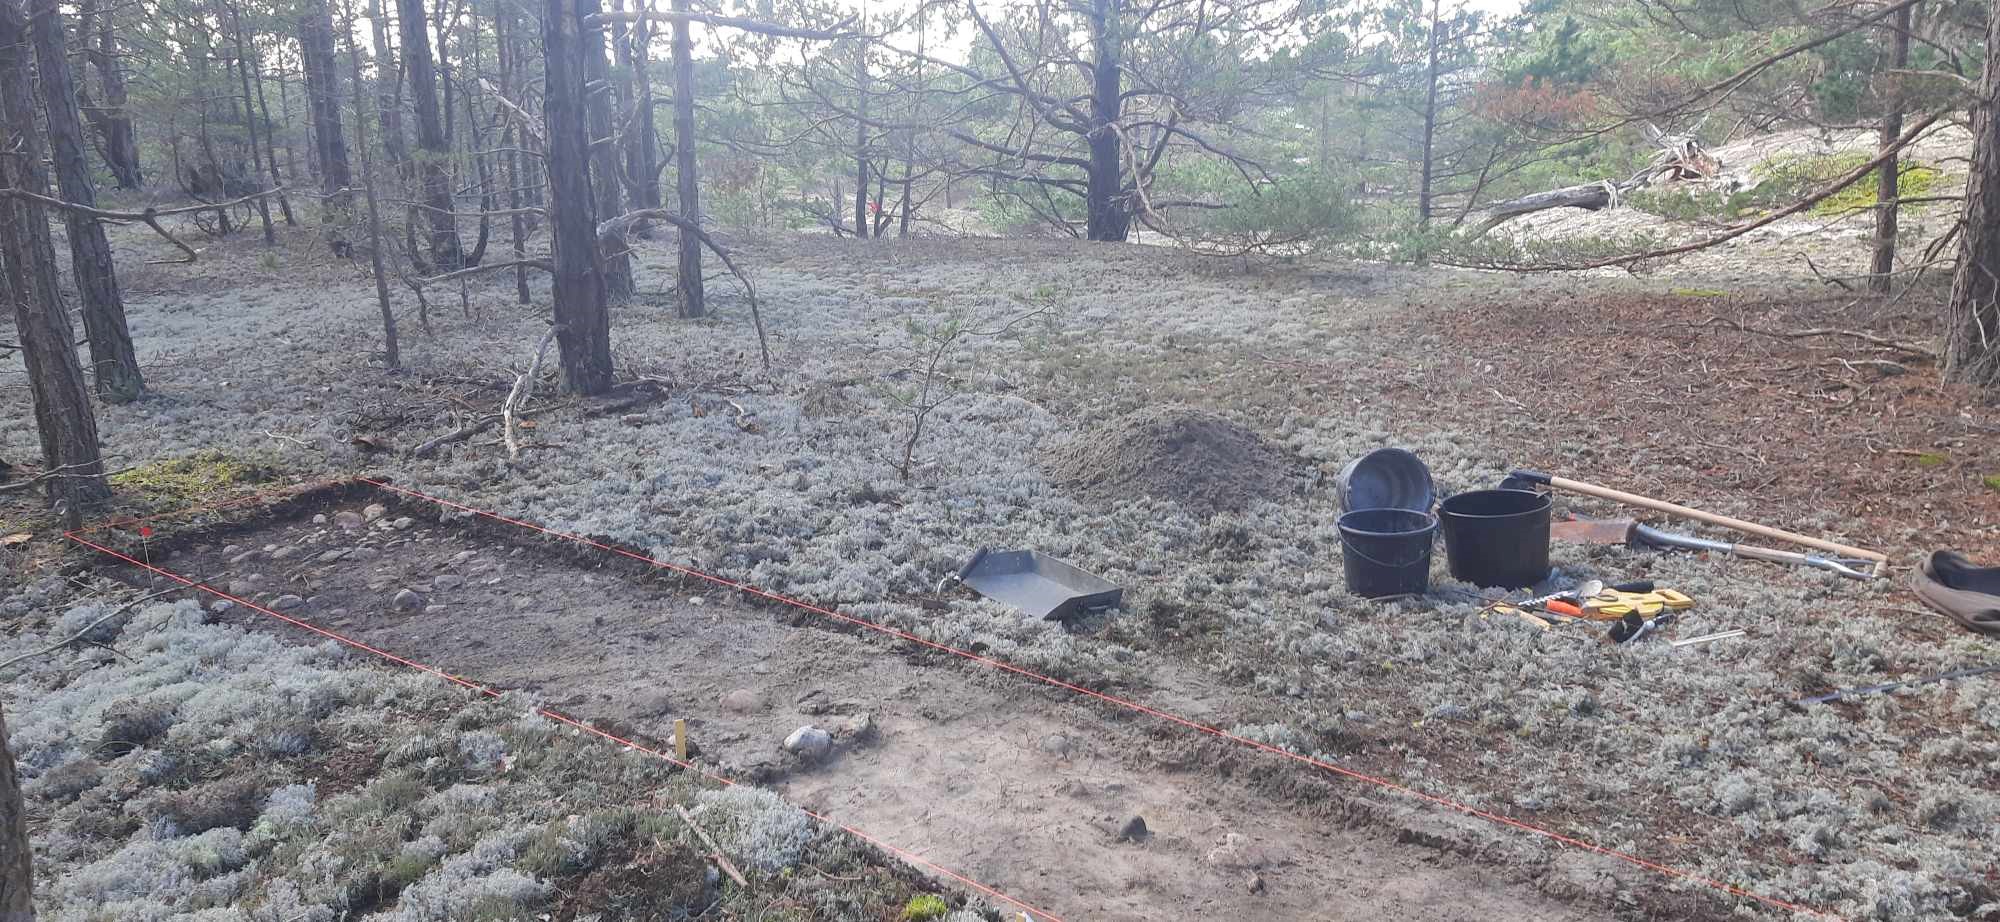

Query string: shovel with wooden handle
[1521,468,1888,578]
[1551,517,1876,580]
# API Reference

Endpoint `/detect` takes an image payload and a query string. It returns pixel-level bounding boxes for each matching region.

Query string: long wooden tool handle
[1515,470,1889,564]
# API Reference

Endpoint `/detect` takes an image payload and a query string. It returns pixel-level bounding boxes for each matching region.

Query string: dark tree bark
[586,4,633,299]
[79,6,141,189]
[398,0,463,270]
[1,0,112,514]
[1947,9,2000,387]
[1870,2,1913,294]
[669,0,703,316]
[346,0,400,369]
[0,700,31,922]
[299,0,353,212]
[545,0,615,392]
[1084,0,1128,242]
[30,0,144,403]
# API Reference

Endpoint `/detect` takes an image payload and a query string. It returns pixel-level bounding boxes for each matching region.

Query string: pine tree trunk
[1870,3,1913,294]
[368,0,410,177]
[230,8,279,246]
[586,2,633,299]
[1418,0,1442,227]
[299,0,352,213]
[30,0,145,403]
[669,0,703,317]
[399,0,463,270]
[80,8,141,190]
[1947,9,2000,388]
[245,30,297,225]
[1,0,112,513]
[612,0,660,212]
[497,4,531,304]
[1084,0,1128,242]
[545,0,615,392]
[631,3,660,208]
[346,3,399,370]
[853,30,869,239]
[0,700,32,922]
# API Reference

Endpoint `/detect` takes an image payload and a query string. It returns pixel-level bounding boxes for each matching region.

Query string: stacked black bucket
[1336,449,1553,599]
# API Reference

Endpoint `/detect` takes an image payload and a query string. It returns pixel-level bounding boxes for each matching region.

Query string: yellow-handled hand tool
[1585,588,1695,618]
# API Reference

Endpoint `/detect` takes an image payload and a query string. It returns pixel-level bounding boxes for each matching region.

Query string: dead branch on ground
[1692,316,1937,359]
[0,586,185,673]
[503,326,561,458]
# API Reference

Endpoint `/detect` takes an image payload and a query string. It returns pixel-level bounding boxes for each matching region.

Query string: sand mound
[1044,407,1297,512]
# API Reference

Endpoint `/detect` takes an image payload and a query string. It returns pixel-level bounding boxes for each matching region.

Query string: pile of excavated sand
[1044,406,1299,512]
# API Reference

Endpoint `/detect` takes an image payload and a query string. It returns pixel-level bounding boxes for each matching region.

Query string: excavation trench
[94,489,1609,922]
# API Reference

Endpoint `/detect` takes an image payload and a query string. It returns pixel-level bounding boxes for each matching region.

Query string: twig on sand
[674,805,748,887]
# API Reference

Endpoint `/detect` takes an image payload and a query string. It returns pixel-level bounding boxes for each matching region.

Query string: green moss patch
[109,450,280,511]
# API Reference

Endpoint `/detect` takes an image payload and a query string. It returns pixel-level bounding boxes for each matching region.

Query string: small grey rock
[229,551,259,566]
[450,550,477,566]
[432,574,466,591]
[311,514,328,525]
[721,689,765,714]
[1041,734,1072,756]
[362,503,389,522]
[270,546,301,561]
[391,517,416,531]
[316,549,350,564]
[226,579,258,596]
[270,594,305,611]
[424,605,444,614]
[1117,816,1150,843]
[392,589,424,611]
[333,511,365,531]
[835,712,875,741]
[348,547,379,561]
[220,544,243,557]
[209,600,236,614]
[782,726,833,762]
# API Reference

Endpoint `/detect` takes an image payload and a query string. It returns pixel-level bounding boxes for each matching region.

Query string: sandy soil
[132,493,1596,922]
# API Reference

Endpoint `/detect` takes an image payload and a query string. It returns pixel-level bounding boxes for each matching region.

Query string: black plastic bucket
[1338,508,1438,600]
[1438,489,1552,589]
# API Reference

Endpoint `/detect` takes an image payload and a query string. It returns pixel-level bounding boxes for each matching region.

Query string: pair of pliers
[1585,588,1695,618]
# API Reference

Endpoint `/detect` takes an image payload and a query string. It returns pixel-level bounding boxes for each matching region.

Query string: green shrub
[1627,151,1943,222]
[902,894,951,921]
[1755,151,1941,217]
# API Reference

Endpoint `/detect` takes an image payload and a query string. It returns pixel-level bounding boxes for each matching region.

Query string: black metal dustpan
[956,548,1123,621]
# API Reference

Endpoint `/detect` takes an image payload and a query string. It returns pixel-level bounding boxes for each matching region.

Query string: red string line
[61,530,1066,922]
[354,476,1841,921]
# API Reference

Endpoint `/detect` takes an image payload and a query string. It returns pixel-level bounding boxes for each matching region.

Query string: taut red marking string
[355,477,1840,921]
[62,530,1065,922]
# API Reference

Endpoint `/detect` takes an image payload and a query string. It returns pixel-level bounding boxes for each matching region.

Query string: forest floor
[3,212,1999,922]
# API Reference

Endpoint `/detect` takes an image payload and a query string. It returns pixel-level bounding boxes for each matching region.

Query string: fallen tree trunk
[1466,180,1630,238]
